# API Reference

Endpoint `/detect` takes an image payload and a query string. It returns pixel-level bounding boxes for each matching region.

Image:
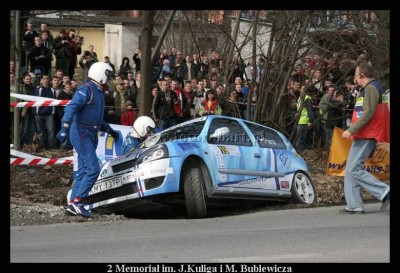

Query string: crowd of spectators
[11,18,378,153]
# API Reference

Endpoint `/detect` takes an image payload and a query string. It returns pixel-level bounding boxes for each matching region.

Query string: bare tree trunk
[13,10,21,150]
[139,10,156,117]
[223,10,241,85]
[246,11,258,121]
[182,11,203,59]
[372,10,390,88]
[255,11,312,138]
[151,10,176,65]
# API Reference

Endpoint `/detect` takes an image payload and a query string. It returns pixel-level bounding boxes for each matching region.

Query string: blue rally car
[84,116,316,218]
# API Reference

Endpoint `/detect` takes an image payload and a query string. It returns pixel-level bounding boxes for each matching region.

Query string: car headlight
[136,144,169,164]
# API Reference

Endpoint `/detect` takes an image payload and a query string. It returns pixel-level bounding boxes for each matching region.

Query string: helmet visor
[141,126,156,140]
[105,69,115,80]
[146,126,156,135]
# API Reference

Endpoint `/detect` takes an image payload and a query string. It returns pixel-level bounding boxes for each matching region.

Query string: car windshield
[140,120,206,149]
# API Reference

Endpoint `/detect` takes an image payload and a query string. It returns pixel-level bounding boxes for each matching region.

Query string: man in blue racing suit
[56,62,119,218]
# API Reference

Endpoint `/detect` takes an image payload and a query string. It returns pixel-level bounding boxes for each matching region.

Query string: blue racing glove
[108,129,119,141]
[56,126,69,143]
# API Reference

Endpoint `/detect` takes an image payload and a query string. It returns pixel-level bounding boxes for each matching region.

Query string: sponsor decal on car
[238,176,269,186]
[150,169,167,175]
[259,138,277,146]
[210,145,227,182]
[177,142,199,151]
[218,146,230,154]
[122,173,135,182]
[280,181,289,189]
[218,145,241,156]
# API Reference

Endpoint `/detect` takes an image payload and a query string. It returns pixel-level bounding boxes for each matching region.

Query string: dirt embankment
[10,149,380,226]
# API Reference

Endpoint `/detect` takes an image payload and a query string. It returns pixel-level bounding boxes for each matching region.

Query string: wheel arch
[179,155,213,196]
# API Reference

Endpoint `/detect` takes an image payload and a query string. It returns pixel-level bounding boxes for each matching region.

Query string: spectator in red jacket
[120,101,137,126]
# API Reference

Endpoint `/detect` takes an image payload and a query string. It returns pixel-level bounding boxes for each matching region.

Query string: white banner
[97,124,132,159]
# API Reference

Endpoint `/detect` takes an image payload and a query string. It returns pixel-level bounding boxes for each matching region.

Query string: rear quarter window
[245,122,286,149]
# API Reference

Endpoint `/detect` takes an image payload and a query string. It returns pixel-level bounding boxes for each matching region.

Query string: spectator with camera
[79,50,99,82]
[66,29,82,79]
[23,19,39,71]
[53,29,70,76]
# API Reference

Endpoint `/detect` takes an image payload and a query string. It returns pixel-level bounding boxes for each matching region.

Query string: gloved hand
[56,127,69,143]
[109,129,119,141]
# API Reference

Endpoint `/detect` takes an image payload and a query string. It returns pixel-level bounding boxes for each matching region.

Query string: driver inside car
[121,116,157,154]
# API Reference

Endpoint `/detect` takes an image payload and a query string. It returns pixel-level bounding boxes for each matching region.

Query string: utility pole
[139,10,157,117]
[13,10,21,150]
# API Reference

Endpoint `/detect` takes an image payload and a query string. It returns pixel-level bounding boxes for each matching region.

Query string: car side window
[208,118,253,147]
[245,122,286,149]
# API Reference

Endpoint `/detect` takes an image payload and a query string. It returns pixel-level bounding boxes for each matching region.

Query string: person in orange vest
[341,63,390,214]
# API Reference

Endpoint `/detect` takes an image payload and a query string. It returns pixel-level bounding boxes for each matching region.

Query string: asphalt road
[10,203,390,264]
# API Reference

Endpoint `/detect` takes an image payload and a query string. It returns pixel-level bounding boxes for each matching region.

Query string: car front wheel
[290,171,316,205]
[183,164,207,219]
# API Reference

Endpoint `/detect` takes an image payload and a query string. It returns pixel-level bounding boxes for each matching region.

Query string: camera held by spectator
[76,36,84,45]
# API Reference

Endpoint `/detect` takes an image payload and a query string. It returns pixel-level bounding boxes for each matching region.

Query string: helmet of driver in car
[132,116,156,139]
[88,62,115,85]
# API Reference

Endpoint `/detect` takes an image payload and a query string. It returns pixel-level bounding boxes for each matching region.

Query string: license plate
[90,177,122,194]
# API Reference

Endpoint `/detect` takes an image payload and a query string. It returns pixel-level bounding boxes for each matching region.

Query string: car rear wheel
[183,164,207,219]
[290,171,316,205]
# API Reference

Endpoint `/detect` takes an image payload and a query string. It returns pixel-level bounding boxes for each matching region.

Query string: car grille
[84,182,137,204]
[112,159,136,173]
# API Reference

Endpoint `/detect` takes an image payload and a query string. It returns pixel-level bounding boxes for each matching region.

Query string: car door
[244,122,289,190]
[207,118,265,188]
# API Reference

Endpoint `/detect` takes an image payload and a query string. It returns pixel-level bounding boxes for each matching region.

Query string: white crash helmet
[88,62,114,85]
[131,116,156,139]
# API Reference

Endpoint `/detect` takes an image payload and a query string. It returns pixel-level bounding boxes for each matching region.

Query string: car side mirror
[209,127,230,142]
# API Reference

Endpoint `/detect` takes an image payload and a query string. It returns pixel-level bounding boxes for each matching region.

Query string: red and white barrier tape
[10,148,73,166]
[10,93,70,108]
[10,100,70,108]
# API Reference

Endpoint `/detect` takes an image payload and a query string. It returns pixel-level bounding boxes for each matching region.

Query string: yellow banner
[326,127,390,180]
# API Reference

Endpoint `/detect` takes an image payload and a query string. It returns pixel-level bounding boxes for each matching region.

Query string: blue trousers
[69,123,100,201]
[159,118,176,131]
[296,124,309,153]
[34,114,55,149]
[344,139,390,210]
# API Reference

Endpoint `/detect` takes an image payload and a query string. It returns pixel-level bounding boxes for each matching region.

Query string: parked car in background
[83,116,316,218]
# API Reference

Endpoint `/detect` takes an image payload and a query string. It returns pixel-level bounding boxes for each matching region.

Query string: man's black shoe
[381,192,390,210]
[339,208,365,214]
